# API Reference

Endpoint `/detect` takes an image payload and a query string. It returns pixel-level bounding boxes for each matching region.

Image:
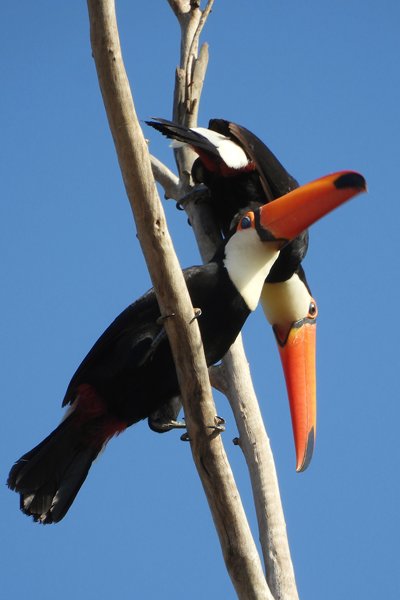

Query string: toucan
[147,118,316,471]
[7,171,366,523]
[146,118,299,235]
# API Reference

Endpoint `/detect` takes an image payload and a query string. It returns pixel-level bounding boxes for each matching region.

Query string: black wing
[62,288,163,406]
[227,121,299,199]
[146,118,222,161]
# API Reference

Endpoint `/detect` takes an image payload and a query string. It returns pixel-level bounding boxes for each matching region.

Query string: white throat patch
[261,273,312,326]
[224,229,280,311]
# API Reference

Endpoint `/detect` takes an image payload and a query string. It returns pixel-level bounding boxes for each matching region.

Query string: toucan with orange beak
[7,171,365,523]
[147,118,318,471]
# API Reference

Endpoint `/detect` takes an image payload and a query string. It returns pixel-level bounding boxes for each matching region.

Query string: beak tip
[333,171,367,192]
[295,427,315,473]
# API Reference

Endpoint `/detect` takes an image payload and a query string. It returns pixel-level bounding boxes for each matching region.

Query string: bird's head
[231,171,366,471]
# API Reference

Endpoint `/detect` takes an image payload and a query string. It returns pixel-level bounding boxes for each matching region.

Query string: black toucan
[146,117,299,235]
[7,171,366,523]
[147,118,316,471]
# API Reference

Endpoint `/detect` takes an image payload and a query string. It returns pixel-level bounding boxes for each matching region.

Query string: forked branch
[87,1,271,598]
[164,2,299,598]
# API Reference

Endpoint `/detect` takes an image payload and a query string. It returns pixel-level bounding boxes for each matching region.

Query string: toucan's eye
[240,216,252,229]
[308,300,318,318]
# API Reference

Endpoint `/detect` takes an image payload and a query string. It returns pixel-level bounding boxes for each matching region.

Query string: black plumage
[8,260,249,523]
[146,117,309,285]
[8,113,366,519]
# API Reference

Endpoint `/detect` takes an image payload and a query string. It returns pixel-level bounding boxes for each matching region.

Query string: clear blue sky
[2,2,399,599]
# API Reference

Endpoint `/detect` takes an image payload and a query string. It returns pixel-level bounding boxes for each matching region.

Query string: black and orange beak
[274,318,317,472]
[256,171,366,243]
[254,170,366,470]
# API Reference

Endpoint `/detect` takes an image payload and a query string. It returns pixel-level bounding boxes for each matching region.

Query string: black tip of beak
[334,172,366,191]
[296,427,315,472]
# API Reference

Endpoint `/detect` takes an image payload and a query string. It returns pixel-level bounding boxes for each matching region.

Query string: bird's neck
[223,230,280,311]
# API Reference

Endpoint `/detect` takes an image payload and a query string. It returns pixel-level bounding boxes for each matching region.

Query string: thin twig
[150,154,180,199]
[187,0,214,69]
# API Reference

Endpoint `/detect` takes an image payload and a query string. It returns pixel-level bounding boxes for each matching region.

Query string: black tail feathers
[145,118,221,159]
[7,415,100,524]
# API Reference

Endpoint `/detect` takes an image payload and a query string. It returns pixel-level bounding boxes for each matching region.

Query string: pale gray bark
[150,153,180,199]
[164,2,299,599]
[86,1,272,598]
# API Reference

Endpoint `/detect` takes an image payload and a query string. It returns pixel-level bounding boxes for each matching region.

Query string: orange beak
[274,318,317,471]
[257,171,366,241]
[255,170,366,470]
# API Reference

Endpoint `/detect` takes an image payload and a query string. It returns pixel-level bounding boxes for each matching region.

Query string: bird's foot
[180,416,226,442]
[156,312,176,325]
[148,417,186,433]
[148,397,184,433]
[210,415,226,432]
[175,184,210,211]
[190,308,202,323]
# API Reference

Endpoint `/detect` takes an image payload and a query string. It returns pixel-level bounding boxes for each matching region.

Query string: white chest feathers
[224,229,280,312]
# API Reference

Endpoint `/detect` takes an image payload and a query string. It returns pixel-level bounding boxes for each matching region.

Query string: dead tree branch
[223,340,299,599]
[165,2,299,598]
[150,153,180,199]
[171,1,212,187]
[87,1,271,597]
[176,186,299,600]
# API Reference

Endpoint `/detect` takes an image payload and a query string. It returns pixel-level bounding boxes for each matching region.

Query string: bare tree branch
[184,189,300,600]
[208,364,228,395]
[156,179,299,598]
[87,1,272,597]
[187,0,214,66]
[167,3,299,597]
[167,0,190,18]
[223,339,300,600]
[171,2,212,187]
[150,154,180,199]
